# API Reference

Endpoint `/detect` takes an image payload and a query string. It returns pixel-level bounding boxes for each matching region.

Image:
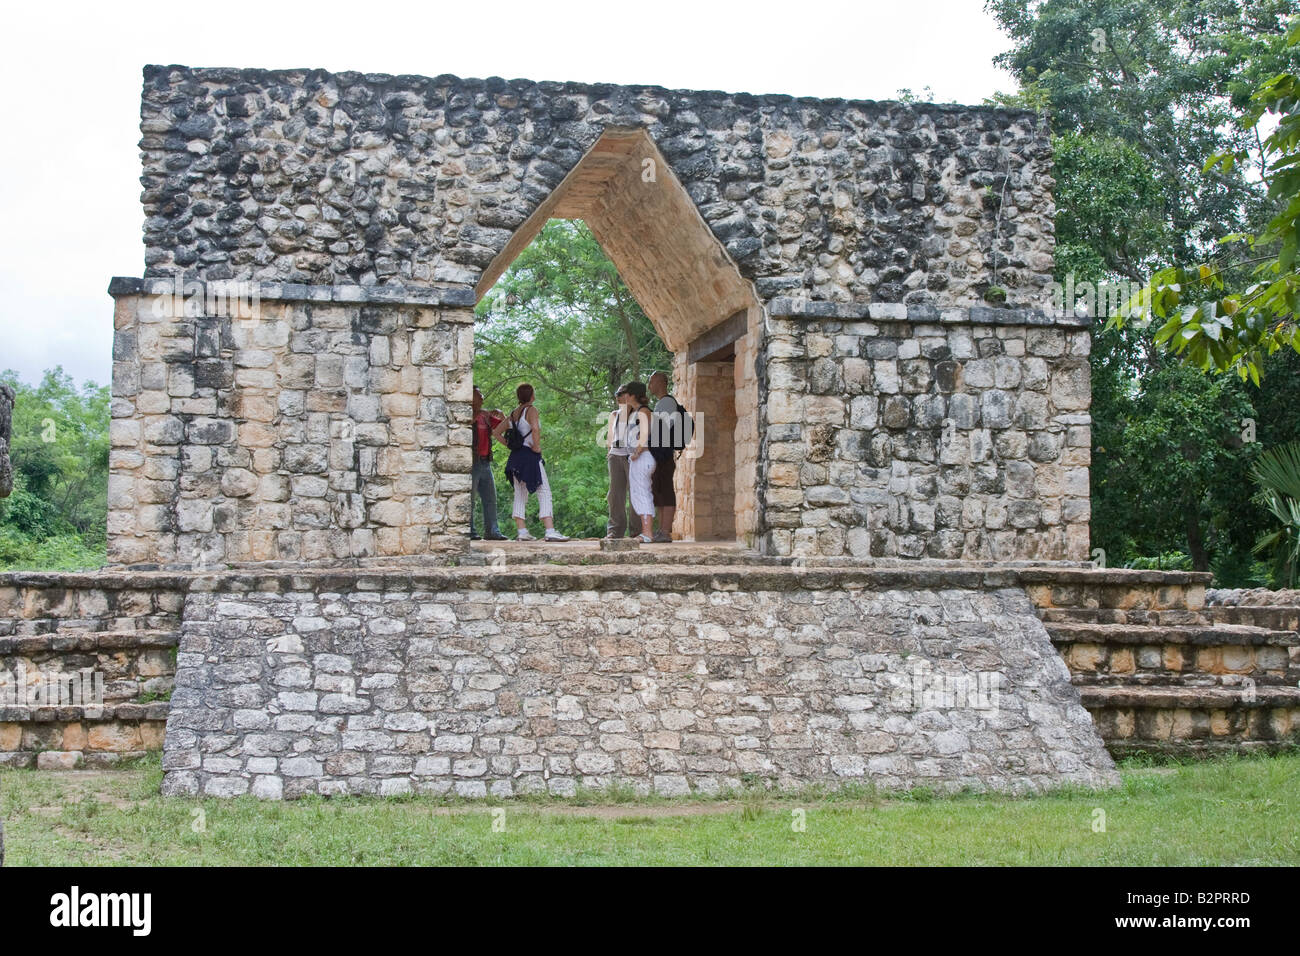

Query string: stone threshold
[767,297,1090,328]
[107,276,476,309]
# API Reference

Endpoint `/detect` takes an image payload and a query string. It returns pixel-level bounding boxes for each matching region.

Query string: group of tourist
[470,371,685,544]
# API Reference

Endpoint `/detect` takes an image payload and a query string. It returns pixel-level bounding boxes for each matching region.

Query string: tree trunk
[617,310,640,381]
[1185,502,1209,572]
[0,385,13,499]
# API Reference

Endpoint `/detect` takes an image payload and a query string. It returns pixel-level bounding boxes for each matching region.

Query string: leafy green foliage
[0,369,109,571]
[989,0,1300,581]
[473,220,672,537]
[1119,23,1300,382]
[989,0,1297,266]
[1090,357,1259,572]
[1050,133,1168,283]
[1251,440,1300,585]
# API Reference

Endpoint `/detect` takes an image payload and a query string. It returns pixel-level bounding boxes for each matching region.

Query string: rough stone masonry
[107,65,1090,563]
[161,568,1118,798]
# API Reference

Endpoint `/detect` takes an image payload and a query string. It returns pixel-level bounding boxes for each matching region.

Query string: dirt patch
[22,769,140,812]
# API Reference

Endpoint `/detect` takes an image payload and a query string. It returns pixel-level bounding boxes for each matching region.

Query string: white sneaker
[516,529,535,541]
[544,529,569,542]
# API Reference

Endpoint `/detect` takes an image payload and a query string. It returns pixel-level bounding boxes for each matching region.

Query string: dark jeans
[470,457,500,535]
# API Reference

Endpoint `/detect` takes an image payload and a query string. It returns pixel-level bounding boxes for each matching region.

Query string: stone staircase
[1023,569,1300,757]
[0,573,185,768]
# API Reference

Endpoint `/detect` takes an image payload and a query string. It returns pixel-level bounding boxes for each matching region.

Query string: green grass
[2,753,1298,865]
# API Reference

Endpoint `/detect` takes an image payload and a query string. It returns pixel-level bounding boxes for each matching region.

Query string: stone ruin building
[0,66,1295,798]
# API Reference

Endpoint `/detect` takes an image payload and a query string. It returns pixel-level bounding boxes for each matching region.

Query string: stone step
[0,701,171,723]
[1080,685,1300,757]
[0,615,181,636]
[0,701,171,768]
[1202,605,1300,632]
[1038,607,1208,626]
[0,574,187,624]
[0,629,179,704]
[1049,621,1299,687]
[1021,568,1212,614]
[0,629,179,654]
[1047,621,1299,647]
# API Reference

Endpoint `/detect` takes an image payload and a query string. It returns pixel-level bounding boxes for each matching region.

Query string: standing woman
[625,381,657,544]
[503,383,569,542]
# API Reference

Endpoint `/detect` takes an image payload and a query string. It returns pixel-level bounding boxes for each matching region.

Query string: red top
[474,410,503,457]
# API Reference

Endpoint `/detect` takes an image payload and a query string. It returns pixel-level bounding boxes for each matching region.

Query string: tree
[1093,358,1259,572]
[1252,440,1300,586]
[989,0,1296,277]
[988,0,1300,580]
[1118,23,1300,382]
[0,368,110,570]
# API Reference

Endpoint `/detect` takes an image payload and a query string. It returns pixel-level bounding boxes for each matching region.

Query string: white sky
[0,0,1018,389]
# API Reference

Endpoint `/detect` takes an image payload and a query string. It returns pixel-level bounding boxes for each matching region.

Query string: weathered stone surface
[15,564,1295,770]
[760,320,1090,560]
[160,574,1118,798]
[106,294,474,566]
[138,68,1055,311]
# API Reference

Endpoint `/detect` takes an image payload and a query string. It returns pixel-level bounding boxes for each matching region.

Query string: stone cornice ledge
[0,564,1214,593]
[108,276,477,308]
[767,298,1090,328]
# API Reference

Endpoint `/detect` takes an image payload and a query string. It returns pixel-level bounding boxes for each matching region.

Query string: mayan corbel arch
[105,66,1087,567]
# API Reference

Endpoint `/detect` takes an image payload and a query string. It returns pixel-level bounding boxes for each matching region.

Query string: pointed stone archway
[109,67,1087,566]
[474,128,762,543]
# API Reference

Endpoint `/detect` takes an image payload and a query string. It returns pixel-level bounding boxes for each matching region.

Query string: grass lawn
[3,753,1297,866]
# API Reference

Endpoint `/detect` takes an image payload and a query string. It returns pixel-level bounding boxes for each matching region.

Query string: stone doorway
[472,128,762,545]
[683,351,737,543]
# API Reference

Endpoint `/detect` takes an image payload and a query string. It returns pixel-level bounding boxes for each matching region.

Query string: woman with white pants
[502,383,568,542]
[624,381,656,543]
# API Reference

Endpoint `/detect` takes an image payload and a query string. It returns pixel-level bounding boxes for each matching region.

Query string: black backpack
[655,396,694,452]
[503,407,527,452]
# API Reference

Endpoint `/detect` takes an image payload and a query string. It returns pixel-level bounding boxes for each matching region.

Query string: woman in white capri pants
[502,383,568,542]
[624,381,656,543]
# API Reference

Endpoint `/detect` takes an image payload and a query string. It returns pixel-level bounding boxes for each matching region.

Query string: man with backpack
[648,371,690,543]
[469,387,508,541]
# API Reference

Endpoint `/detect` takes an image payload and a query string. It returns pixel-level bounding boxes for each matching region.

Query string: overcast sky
[0,0,1018,389]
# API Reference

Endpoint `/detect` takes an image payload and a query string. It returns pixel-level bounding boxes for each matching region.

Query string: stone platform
[3,557,1296,793]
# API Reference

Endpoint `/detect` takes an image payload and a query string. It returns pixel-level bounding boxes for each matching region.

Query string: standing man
[647,371,678,543]
[605,385,638,538]
[470,387,508,541]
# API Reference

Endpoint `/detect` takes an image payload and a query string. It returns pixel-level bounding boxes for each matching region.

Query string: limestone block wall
[107,280,474,566]
[759,303,1091,560]
[160,567,1118,799]
[691,360,738,541]
[734,311,762,544]
[670,354,698,542]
